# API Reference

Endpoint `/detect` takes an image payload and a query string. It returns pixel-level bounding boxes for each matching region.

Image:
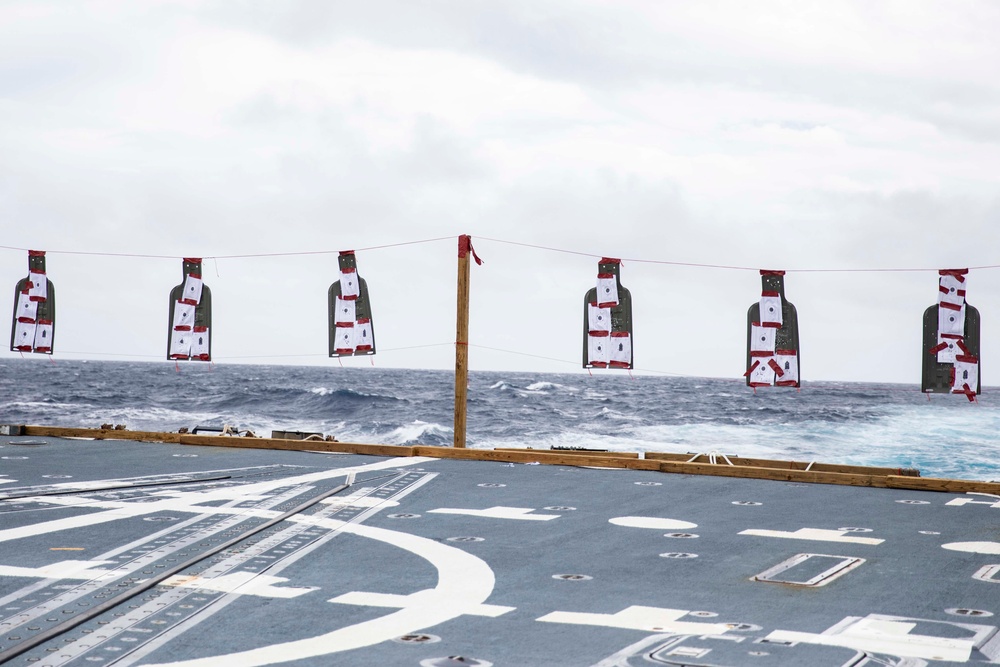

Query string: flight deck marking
[942,541,1000,555]
[0,465,293,499]
[3,469,440,665]
[739,527,884,545]
[329,591,514,617]
[764,616,979,662]
[161,573,317,599]
[537,605,731,635]
[973,564,1000,583]
[0,482,313,628]
[0,458,438,664]
[947,496,1000,509]
[321,496,399,509]
[144,515,503,666]
[753,554,865,587]
[592,613,1000,667]
[103,472,444,666]
[0,560,114,580]
[0,457,432,543]
[428,506,559,521]
[609,516,697,530]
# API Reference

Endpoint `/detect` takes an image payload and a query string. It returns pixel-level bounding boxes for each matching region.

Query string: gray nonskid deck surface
[0,437,998,666]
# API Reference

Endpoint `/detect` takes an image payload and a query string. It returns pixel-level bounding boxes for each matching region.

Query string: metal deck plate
[0,437,998,666]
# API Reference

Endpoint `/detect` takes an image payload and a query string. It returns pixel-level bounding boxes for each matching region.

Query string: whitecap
[384,420,453,445]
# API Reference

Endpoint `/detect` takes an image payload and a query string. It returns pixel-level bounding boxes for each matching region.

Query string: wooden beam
[413,446,660,470]
[657,459,884,488]
[454,235,472,448]
[17,425,997,494]
[177,435,416,457]
[645,451,919,477]
[23,426,182,443]
[493,448,640,459]
[886,475,1000,495]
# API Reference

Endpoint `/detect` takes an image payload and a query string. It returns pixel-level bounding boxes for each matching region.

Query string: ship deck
[0,432,999,666]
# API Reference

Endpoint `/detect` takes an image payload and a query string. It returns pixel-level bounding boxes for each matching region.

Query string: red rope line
[209,236,457,259]
[474,237,1000,273]
[56,350,163,359]
[218,342,454,359]
[467,343,978,394]
[53,342,455,361]
[5,234,1000,272]
[0,237,456,261]
[465,343,692,376]
[21,345,989,397]
[468,344,580,367]
[0,245,177,259]
[0,236,1000,273]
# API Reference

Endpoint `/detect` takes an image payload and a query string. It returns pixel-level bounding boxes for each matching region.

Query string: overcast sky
[2,1,999,383]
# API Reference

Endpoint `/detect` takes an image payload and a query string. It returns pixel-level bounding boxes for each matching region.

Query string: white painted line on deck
[320,496,399,509]
[765,617,974,662]
[537,605,730,635]
[330,590,513,617]
[146,518,499,667]
[0,457,432,544]
[973,564,1000,583]
[0,560,114,580]
[946,497,1000,509]
[609,517,697,530]
[739,528,884,545]
[428,506,559,521]
[161,573,317,599]
[942,541,1000,555]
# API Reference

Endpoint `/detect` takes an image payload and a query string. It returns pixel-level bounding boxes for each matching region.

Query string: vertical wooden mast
[454,235,472,448]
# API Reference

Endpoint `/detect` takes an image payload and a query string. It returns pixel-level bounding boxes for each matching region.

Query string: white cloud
[2,0,999,383]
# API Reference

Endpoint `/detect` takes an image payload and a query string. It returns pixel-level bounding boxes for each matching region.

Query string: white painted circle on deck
[609,516,697,530]
[942,541,1000,555]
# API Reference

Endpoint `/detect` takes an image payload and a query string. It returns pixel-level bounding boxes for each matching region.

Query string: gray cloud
[3,1,1000,383]
[204,1,1000,142]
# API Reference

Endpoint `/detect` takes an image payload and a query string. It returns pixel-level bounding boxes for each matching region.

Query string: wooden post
[454,235,472,448]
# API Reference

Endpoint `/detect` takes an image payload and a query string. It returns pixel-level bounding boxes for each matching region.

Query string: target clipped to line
[328,250,376,357]
[583,257,633,369]
[10,250,55,355]
[167,258,212,362]
[922,269,980,399]
[745,270,800,388]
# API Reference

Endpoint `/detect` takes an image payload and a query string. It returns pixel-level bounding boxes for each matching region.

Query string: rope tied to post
[686,451,736,466]
[458,235,484,265]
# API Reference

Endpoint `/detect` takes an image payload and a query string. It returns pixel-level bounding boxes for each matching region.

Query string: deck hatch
[754,553,865,587]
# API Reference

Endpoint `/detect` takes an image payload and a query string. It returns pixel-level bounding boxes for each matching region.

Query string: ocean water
[1,359,998,482]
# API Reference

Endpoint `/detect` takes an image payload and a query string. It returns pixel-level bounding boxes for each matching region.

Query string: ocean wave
[0,400,95,411]
[593,407,644,422]
[304,386,405,403]
[382,420,453,446]
[489,380,579,395]
[2,361,998,481]
[525,381,579,393]
[309,387,403,402]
